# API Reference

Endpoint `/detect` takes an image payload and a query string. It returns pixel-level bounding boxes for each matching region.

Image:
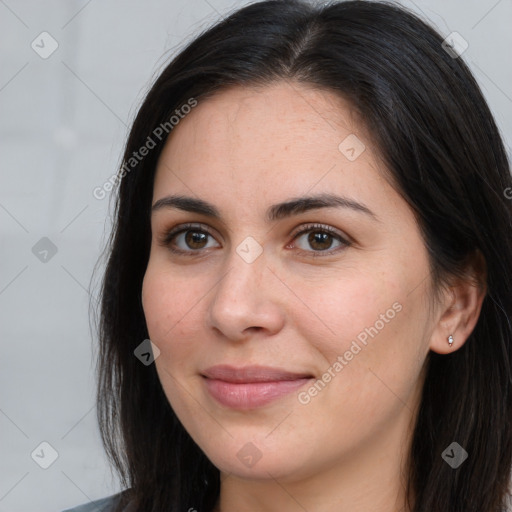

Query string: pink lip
[201,365,313,409]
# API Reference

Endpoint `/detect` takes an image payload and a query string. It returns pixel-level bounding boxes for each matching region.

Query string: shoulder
[61,491,127,512]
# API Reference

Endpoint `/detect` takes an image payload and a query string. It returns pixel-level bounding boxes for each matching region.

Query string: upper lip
[201,365,313,383]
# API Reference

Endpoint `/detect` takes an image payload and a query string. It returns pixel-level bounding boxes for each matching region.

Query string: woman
[64,0,512,511]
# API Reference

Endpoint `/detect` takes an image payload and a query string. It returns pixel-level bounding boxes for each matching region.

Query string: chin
[198,434,312,481]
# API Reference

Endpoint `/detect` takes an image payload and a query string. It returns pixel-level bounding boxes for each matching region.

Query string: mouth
[201,364,314,409]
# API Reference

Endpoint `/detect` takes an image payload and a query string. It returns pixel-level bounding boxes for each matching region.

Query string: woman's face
[142,82,439,483]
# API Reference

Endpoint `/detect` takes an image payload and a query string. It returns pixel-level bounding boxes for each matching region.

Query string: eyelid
[289,222,350,243]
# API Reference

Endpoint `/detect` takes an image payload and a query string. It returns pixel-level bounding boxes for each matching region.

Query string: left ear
[429,250,487,354]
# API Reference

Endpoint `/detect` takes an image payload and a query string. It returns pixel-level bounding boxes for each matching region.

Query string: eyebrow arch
[151,193,379,222]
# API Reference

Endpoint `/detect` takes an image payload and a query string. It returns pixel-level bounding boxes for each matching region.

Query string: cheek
[141,266,203,353]
[293,268,403,355]
[296,268,424,395]
[295,279,424,441]
[335,284,425,399]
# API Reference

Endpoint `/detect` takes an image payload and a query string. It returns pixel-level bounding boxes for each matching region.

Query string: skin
[141,82,485,512]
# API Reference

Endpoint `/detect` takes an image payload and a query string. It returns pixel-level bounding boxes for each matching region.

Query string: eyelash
[159,222,351,258]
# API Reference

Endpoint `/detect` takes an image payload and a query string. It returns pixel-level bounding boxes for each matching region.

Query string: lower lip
[203,377,312,409]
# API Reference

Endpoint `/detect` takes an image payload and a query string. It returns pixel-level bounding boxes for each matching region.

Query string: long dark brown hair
[92,1,512,510]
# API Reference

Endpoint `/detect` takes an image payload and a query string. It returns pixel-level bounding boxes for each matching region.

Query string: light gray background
[1,0,511,511]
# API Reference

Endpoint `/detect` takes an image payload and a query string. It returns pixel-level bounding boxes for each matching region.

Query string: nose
[206,245,285,342]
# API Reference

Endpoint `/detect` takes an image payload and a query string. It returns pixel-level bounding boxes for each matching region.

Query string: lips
[201,365,314,409]
[201,364,313,383]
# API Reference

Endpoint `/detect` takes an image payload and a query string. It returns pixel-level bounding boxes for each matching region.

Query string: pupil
[309,232,331,250]
[186,231,207,248]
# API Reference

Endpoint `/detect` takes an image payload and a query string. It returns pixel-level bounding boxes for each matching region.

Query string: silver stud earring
[448,334,454,347]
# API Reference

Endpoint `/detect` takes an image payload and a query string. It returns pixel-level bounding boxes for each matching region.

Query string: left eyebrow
[266,193,379,222]
[151,192,379,222]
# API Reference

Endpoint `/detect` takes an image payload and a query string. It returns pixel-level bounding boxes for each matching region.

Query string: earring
[448,335,454,347]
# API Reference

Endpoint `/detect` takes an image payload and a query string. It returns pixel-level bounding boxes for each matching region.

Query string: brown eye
[161,224,220,255]
[183,231,209,249]
[291,224,350,257]
[305,231,335,251]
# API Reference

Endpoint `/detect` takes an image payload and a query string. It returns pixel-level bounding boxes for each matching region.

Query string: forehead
[166,83,361,152]
[154,82,392,219]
